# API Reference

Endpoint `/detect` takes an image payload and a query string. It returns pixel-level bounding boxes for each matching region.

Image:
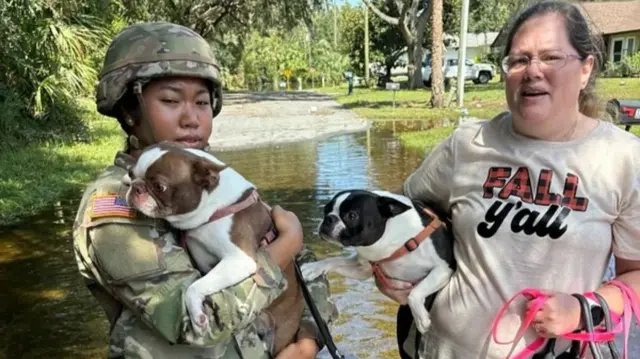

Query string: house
[490,0,640,66]
[443,31,499,60]
[577,0,640,63]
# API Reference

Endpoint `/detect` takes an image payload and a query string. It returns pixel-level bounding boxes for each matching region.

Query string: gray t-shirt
[403,112,640,358]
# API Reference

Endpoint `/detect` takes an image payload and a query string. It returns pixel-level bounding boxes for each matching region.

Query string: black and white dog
[301,189,455,334]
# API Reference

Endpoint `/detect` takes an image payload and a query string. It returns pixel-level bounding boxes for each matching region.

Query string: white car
[422,54,496,87]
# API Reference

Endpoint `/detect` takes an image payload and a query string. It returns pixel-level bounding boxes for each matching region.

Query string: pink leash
[490,289,548,359]
[490,280,640,359]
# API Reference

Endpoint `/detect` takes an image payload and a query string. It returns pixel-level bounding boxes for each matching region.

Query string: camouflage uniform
[72,21,338,359]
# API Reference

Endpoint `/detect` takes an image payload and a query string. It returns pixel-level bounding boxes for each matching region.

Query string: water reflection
[216,129,427,359]
[3,125,638,359]
[0,198,109,359]
[0,128,427,359]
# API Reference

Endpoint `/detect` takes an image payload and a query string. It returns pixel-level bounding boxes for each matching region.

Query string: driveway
[208,91,370,151]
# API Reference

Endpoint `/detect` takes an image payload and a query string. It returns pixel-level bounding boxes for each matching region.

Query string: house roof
[577,0,640,35]
[491,0,640,49]
[445,32,500,48]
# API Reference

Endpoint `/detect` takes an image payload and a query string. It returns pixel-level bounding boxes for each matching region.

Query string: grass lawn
[1,79,639,226]
[0,99,125,225]
[316,77,640,150]
[397,124,640,152]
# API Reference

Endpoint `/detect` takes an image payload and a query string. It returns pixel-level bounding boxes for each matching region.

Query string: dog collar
[178,189,261,250]
[209,189,260,221]
[370,207,446,290]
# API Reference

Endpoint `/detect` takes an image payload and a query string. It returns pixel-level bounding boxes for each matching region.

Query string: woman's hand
[266,205,304,269]
[275,338,319,359]
[374,273,414,305]
[530,291,582,337]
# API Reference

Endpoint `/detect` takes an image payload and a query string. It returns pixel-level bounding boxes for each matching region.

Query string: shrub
[0,1,112,147]
[622,52,640,77]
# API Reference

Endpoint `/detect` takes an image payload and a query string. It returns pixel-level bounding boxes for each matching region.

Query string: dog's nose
[324,215,339,226]
[132,181,146,196]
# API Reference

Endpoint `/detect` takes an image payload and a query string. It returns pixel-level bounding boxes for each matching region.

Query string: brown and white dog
[124,142,304,355]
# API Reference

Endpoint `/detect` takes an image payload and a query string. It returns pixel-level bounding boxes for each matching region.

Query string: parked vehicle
[608,99,640,131]
[421,53,496,87]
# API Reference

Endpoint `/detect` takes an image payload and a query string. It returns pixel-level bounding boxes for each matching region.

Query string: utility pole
[308,32,313,87]
[457,0,470,107]
[364,4,369,85]
[334,0,338,48]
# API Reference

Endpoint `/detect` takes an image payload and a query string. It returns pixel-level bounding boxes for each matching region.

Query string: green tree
[0,0,117,145]
[314,39,351,86]
[242,24,347,90]
[362,0,432,90]
[362,0,462,90]
[338,2,404,83]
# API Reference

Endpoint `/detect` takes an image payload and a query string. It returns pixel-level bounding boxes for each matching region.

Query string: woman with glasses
[379,1,640,358]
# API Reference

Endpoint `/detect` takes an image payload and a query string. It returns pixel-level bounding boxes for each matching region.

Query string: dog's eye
[154,182,167,193]
[347,212,358,221]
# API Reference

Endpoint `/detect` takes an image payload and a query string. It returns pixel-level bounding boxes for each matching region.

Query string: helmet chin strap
[212,85,222,118]
[131,80,158,149]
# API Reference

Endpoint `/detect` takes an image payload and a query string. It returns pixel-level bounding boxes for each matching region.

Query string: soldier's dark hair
[114,85,142,135]
[502,0,605,119]
[113,84,145,153]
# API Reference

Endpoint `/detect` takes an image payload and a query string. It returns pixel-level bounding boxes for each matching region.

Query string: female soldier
[72,21,337,359]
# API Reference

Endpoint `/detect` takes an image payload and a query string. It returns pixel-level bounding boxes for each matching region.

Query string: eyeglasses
[501,51,584,74]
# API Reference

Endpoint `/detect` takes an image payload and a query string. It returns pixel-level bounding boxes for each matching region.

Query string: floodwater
[0,123,430,359]
[0,121,637,359]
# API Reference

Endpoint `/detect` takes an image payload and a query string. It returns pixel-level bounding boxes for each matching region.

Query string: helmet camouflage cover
[96,21,222,118]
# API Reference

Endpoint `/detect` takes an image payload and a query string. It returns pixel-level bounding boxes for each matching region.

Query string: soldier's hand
[275,338,318,359]
[267,205,304,270]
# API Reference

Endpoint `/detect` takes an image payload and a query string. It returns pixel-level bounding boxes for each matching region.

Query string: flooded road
[0,123,429,359]
[1,120,637,359]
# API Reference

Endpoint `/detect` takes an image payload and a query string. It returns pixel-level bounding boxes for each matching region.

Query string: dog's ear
[377,196,412,218]
[192,158,225,191]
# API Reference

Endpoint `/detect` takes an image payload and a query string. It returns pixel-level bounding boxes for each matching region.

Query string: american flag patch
[89,193,137,219]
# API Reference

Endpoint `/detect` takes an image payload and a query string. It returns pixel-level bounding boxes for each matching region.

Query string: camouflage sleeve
[295,246,339,350]
[86,221,286,347]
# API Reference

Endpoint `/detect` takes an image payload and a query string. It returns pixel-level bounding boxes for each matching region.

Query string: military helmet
[96,21,223,118]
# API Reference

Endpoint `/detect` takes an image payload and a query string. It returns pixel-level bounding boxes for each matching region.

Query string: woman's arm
[260,203,339,357]
[274,245,340,359]
[532,146,640,336]
[593,258,640,315]
[76,205,302,348]
[265,206,304,269]
[596,152,640,318]
[84,224,288,347]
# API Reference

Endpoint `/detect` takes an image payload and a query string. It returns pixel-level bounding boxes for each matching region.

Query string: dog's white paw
[185,287,209,337]
[300,262,326,281]
[408,293,432,334]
